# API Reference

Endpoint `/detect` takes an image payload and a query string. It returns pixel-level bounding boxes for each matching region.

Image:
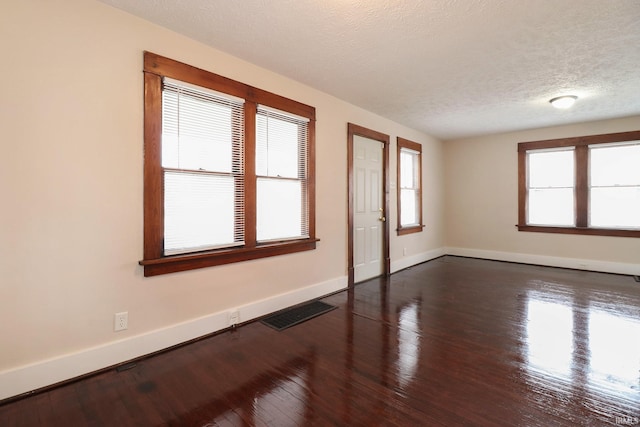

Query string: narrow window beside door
[397,137,424,235]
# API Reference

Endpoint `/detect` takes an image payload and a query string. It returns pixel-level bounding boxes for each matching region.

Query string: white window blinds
[162,78,245,255]
[256,105,309,242]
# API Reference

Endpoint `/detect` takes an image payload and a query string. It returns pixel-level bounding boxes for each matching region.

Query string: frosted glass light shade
[549,95,577,109]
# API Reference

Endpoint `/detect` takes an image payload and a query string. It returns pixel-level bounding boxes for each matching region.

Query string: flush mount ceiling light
[549,95,578,109]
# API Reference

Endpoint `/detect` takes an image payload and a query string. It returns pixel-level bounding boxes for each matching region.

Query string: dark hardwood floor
[2,256,639,426]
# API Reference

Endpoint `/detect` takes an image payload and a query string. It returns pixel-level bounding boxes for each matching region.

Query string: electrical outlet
[403,247,407,256]
[114,312,128,331]
[228,310,239,326]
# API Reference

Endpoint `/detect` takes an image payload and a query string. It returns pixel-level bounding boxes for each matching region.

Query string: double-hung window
[589,143,640,229]
[517,130,640,238]
[525,148,575,227]
[162,79,245,255]
[140,52,317,276]
[256,106,310,242]
[397,137,424,235]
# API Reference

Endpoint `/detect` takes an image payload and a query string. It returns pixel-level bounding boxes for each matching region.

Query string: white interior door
[353,135,384,282]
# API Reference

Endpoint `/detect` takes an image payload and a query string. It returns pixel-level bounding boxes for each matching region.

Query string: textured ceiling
[99,0,640,140]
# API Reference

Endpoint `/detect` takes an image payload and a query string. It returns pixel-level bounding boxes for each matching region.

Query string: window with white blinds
[256,106,309,242]
[141,52,317,276]
[161,79,245,255]
[397,137,423,235]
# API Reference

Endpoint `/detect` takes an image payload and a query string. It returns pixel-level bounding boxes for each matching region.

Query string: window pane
[162,86,242,173]
[164,171,239,255]
[398,142,422,232]
[401,189,418,226]
[590,187,640,228]
[257,178,307,241]
[528,188,574,226]
[256,113,300,178]
[528,150,574,188]
[527,149,574,226]
[590,144,640,186]
[256,106,309,242]
[400,151,415,188]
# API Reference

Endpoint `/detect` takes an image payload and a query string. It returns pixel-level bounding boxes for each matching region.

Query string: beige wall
[0,0,443,380]
[444,116,640,266]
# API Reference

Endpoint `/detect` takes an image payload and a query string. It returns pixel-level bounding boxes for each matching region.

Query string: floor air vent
[261,301,337,331]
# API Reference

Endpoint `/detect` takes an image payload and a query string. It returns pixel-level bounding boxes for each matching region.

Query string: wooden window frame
[517,130,640,238]
[396,137,424,235]
[139,52,317,276]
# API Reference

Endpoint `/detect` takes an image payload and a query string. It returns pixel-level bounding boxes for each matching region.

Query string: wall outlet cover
[114,312,128,331]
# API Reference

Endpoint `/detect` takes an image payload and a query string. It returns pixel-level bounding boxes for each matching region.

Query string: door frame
[347,123,390,286]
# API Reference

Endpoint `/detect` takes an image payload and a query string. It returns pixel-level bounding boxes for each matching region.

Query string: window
[256,106,310,242]
[397,137,423,235]
[161,78,245,255]
[589,143,640,229]
[140,52,317,276]
[526,148,575,226]
[517,130,640,238]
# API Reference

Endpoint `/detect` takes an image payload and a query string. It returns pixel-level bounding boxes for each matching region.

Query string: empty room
[1,0,639,425]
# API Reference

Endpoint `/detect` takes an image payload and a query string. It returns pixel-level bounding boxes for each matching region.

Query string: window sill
[397,225,425,236]
[516,224,640,238]
[139,238,319,277]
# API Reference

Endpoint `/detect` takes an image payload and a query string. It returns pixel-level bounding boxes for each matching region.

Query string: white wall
[0,0,444,399]
[444,116,640,274]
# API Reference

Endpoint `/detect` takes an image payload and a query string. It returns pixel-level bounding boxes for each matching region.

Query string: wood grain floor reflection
[2,256,639,426]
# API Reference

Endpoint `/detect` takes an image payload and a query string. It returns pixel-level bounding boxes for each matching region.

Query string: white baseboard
[445,247,640,276]
[390,247,446,273]
[0,275,347,401]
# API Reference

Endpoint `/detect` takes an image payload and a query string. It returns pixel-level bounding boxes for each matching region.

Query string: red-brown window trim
[396,137,424,235]
[517,130,640,238]
[139,52,317,276]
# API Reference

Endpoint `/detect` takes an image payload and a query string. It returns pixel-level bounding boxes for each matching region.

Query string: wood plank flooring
[1,256,639,426]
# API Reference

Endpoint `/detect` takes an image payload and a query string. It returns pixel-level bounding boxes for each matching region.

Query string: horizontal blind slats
[162,78,245,255]
[255,106,309,242]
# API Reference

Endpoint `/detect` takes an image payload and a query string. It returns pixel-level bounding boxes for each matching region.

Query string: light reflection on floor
[396,301,421,390]
[252,371,308,427]
[526,295,574,380]
[524,288,640,401]
[588,308,640,397]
